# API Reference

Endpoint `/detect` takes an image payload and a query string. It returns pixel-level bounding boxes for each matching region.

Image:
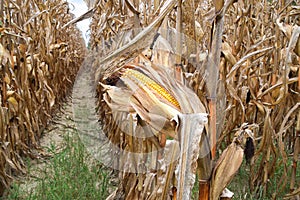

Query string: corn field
[0,0,85,195]
[1,0,300,199]
[90,0,300,199]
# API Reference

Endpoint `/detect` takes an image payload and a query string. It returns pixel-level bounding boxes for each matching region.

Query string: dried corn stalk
[90,0,300,199]
[98,57,207,199]
[0,0,85,194]
[87,2,208,199]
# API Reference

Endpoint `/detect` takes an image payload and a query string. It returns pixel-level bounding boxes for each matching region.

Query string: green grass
[3,132,113,200]
[191,174,200,199]
[227,160,260,200]
[228,156,300,200]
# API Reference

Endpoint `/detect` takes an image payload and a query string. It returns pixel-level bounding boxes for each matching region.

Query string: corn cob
[121,68,180,109]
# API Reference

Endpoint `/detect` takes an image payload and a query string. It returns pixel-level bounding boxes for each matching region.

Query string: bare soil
[12,99,77,196]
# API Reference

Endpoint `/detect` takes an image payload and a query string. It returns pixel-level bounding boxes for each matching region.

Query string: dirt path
[15,98,77,195]
[10,63,114,198]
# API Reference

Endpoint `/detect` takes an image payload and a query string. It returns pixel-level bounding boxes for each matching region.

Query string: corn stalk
[89,0,300,199]
[198,0,225,199]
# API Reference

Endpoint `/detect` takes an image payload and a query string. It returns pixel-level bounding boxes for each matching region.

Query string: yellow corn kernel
[122,68,180,109]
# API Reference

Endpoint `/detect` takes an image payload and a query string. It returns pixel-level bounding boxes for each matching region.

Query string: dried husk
[210,124,255,200]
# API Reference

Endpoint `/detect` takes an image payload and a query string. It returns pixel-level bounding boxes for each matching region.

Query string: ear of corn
[121,68,181,109]
[210,125,255,200]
